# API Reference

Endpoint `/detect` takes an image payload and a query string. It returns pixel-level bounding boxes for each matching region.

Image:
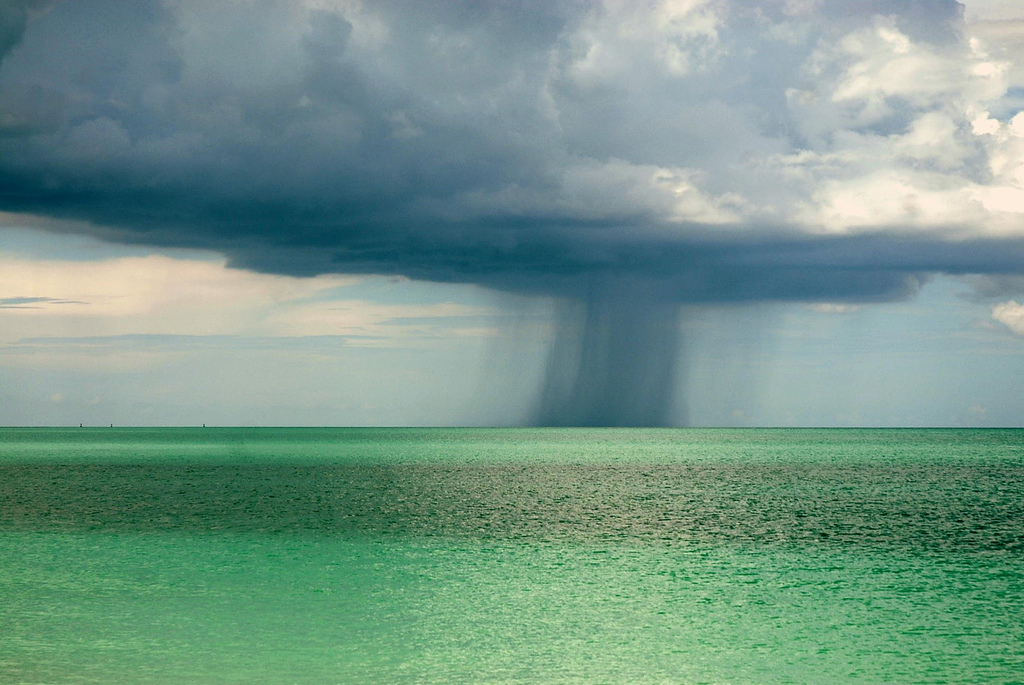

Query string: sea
[1,427,1022,683]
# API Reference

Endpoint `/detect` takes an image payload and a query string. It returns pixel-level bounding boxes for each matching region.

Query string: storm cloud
[2,0,1024,424]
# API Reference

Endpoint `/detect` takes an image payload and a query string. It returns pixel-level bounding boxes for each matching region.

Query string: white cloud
[744,21,1024,236]
[453,157,746,226]
[0,253,353,338]
[992,299,1024,335]
[531,9,1024,239]
[260,299,493,341]
[562,0,723,85]
[0,249,494,351]
[828,25,962,106]
[962,0,1024,23]
[807,303,861,314]
[969,20,1024,91]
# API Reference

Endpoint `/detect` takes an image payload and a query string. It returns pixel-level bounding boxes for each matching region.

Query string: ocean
[1,428,1022,683]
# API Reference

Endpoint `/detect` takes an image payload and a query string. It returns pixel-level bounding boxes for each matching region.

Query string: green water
[1,429,1022,683]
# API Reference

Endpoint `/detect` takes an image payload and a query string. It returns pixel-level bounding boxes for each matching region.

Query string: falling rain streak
[535,280,682,427]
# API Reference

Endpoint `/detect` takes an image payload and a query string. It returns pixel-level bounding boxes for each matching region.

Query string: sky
[2,0,1024,426]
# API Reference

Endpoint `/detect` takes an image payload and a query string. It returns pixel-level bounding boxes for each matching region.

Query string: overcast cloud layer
[1,0,1023,303]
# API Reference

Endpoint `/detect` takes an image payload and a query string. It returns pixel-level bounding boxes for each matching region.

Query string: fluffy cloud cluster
[992,299,1024,334]
[1,0,1023,302]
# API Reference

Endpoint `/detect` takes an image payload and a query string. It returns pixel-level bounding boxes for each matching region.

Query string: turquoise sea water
[1,428,1022,683]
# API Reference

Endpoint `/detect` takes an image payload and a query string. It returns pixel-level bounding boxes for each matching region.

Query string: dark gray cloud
[2,0,1014,297]
[1,0,1021,424]
[961,274,1024,301]
[0,1,46,61]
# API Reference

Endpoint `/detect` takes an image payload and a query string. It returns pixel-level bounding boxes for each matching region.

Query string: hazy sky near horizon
[2,0,1024,426]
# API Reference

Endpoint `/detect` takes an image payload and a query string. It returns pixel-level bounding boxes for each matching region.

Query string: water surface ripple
[2,428,1022,683]
[2,461,1023,551]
